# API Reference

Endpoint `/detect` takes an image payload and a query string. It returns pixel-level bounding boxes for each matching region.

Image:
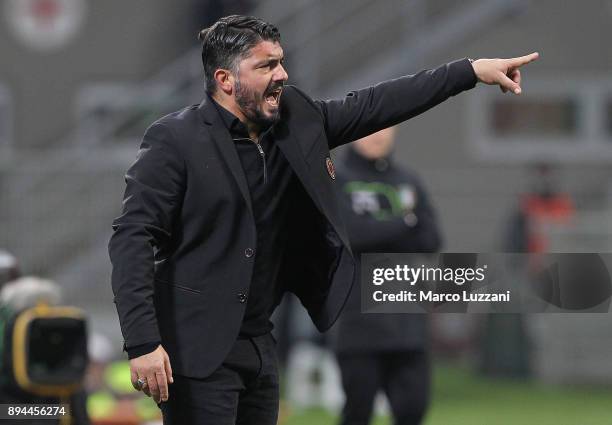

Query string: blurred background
[0,0,611,424]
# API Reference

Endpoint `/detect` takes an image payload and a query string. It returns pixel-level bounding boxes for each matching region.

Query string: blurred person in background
[479,163,575,378]
[504,163,574,254]
[108,14,539,425]
[333,127,440,425]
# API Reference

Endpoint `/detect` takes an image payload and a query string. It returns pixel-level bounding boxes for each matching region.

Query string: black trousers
[336,350,430,425]
[159,333,279,425]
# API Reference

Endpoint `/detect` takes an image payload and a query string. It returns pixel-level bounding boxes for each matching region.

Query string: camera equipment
[0,278,88,399]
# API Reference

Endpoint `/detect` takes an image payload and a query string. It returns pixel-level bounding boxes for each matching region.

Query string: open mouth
[265,87,282,107]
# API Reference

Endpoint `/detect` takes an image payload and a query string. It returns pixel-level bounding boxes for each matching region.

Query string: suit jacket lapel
[274,103,353,251]
[273,121,326,215]
[199,97,254,218]
[276,125,352,252]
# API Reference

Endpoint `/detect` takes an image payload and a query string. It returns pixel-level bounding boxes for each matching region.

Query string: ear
[213,69,234,95]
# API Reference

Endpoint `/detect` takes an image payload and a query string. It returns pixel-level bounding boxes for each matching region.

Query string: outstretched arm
[316,53,539,149]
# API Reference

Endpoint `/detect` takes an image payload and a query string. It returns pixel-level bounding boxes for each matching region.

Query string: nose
[274,64,288,82]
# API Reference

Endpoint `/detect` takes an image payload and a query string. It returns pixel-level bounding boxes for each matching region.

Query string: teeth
[266,90,280,105]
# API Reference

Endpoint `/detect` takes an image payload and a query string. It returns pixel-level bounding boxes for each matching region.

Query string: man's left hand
[471,52,540,95]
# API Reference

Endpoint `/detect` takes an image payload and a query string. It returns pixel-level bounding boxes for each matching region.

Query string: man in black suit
[108,14,538,424]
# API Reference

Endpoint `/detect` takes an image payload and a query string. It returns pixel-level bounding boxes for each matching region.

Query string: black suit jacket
[109,58,477,378]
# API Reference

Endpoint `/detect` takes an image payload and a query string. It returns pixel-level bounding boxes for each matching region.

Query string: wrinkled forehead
[242,40,284,63]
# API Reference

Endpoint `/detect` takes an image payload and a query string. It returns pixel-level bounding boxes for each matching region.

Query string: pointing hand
[471,52,540,95]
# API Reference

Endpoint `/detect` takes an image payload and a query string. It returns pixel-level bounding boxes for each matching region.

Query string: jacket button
[237,292,248,303]
[244,248,254,258]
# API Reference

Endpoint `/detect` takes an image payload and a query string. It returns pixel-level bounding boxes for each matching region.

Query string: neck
[212,92,261,140]
[349,147,391,165]
[245,122,261,141]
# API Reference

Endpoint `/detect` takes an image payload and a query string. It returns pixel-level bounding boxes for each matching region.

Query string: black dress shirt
[210,97,295,337]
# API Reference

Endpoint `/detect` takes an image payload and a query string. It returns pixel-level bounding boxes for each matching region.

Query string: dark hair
[198,15,281,94]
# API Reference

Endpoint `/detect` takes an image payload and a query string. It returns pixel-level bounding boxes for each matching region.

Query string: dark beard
[234,79,281,130]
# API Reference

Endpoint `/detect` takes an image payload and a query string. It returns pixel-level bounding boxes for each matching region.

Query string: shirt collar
[208,93,250,139]
[347,146,393,173]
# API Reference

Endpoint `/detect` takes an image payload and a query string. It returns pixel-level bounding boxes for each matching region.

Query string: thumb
[498,72,521,94]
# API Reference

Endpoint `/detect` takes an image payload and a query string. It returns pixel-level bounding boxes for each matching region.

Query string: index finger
[509,52,539,67]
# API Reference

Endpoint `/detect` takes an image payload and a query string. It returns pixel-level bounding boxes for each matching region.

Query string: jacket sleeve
[316,58,477,149]
[108,122,185,350]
